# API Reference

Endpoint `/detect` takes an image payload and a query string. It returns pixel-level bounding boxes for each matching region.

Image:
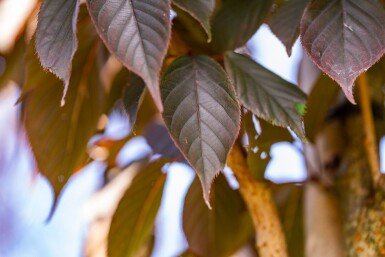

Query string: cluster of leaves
[1,0,385,256]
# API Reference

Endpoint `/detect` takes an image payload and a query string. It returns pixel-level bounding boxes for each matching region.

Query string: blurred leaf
[183,175,253,257]
[272,183,304,257]
[36,0,80,102]
[22,8,106,206]
[86,0,171,111]
[134,89,159,133]
[300,0,385,103]
[123,73,145,128]
[172,7,213,55]
[0,35,27,89]
[304,75,340,142]
[143,122,183,160]
[268,0,310,56]
[161,56,241,206]
[246,117,293,179]
[225,52,307,141]
[108,160,167,257]
[173,0,215,42]
[210,0,274,52]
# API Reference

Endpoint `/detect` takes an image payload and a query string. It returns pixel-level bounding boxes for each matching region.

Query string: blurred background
[1,1,384,257]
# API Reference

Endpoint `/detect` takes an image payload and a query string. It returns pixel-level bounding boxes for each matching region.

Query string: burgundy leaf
[86,0,171,111]
[36,0,80,104]
[300,0,385,103]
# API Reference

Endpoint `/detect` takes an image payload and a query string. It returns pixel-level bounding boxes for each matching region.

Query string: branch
[227,143,288,257]
[357,73,381,185]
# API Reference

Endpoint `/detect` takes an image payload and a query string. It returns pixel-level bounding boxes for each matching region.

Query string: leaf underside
[173,0,215,42]
[268,0,310,56]
[183,175,253,257]
[300,0,385,103]
[36,0,80,97]
[108,160,167,257]
[161,55,241,206]
[86,0,171,112]
[225,52,307,140]
[23,9,105,207]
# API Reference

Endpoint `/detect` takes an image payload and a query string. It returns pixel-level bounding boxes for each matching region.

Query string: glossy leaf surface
[183,175,253,257]
[86,0,171,111]
[36,0,80,101]
[108,160,167,257]
[161,56,241,205]
[23,10,105,203]
[173,0,215,42]
[225,52,307,140]
[300,0,385,103]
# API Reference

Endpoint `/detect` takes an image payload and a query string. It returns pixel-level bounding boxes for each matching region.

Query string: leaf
[172,0,215,42]
[23,8,106,206]
[143,122,183,160]
[161,56,241,205]
[272,183,304,257]
[122,73,145,128]
[36,0,80,103]
[86,0,171,111]
[183,175,253,257]
[210,0,274,52]
[304,75,340,142]
[268,0,310,56]
[225,52,307,140]
[108,160,167,257]
[300,0,385,103]
[0,35,26,89]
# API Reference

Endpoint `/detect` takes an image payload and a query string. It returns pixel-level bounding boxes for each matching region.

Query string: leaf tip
[342,83,356,104]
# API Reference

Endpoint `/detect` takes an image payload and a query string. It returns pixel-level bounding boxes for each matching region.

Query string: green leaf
[183,175,253,257]
[36,0,80,102]
[22,8,106,206]
[122,73,145,128]
[211,0,274,52]
[161,55,241,205]
[304,75,340,142]
[86,0,171,111]
[268,0,310,56]
[300,0,385,103]
[225,52,307,140]
[108,160,167,257]
[173,0,215,42]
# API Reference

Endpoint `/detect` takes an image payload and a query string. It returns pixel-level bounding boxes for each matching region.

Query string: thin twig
[227,143,288,257]
[357,73,381,185]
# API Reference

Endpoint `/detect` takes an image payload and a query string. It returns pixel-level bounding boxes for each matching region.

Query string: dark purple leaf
[173,0,215,41]
[161,56,241,206]
[300,0,385,103]
[122,73,145,128]
[225,52,307,141]
[268,0,310,56]
[86,0,171,112]
[211,0,274,52]
[143,122,183,160]
[36,0,80,104]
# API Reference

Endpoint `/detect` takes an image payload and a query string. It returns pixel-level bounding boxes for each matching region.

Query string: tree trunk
[300,55,385,257]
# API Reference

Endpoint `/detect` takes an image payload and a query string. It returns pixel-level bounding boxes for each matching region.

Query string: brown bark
[228,143,288,257]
